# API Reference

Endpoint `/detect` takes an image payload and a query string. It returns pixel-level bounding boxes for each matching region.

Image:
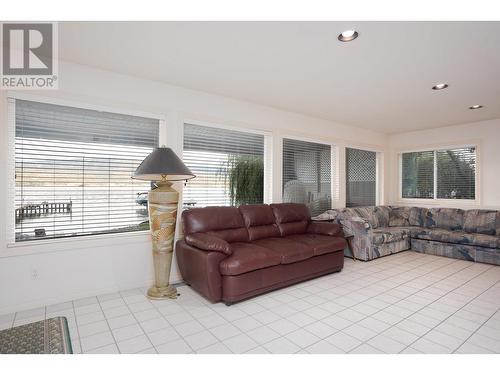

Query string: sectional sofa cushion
[348,206,390,229]
[463,209,499,236]
[426,208,465,231]
[371,227,411,245]
[412,228,500,249]
[239,204,280,241]
[388,206,411,226]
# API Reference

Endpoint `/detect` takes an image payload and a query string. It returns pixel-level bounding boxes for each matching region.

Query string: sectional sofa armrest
[185,233,232,255]
[340,216,372,237]
[307,221,344,237]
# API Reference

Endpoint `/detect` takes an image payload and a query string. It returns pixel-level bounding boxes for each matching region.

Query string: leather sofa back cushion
[182,206,249,243]
[426,208,464,231]
[239,204,280,241]
[270,203,310,236]
[463,209,499,236]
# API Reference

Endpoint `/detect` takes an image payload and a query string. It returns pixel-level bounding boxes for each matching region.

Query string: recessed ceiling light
[469,105,483,110]
[432,83,449,90]
[338,30,358,42]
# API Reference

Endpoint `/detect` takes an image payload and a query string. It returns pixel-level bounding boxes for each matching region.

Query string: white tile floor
[2,251,500,354]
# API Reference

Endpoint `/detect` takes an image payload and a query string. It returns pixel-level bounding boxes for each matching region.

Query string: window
[346,147,377,207]
[401,147,476,200]
[402,151,435,199]
[13,99,159,242]
[183,123,266,208]
[282,138,331,216]
[436,147,476,199]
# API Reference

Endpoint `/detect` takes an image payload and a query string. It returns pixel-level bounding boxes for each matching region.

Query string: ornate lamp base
[147,285,178,300]
[147,180,179,300]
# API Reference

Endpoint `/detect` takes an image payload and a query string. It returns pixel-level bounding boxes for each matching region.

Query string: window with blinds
[183,123,265,208]
[401,147,476,200]
[282,138,331,216]
[437,147,476,199]
[346,148,377,207]
[14,99,159,242]
[402,151,435,199]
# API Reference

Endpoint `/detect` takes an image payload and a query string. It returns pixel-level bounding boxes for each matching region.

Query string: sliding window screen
[346,147,377,207]
[401,151,435,199]
[437,147,476,199]
[183,123,265,208]
[282,138,331,216]
[14,99,159,242]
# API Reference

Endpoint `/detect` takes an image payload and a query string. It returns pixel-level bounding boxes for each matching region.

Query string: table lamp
[133,146,195,299]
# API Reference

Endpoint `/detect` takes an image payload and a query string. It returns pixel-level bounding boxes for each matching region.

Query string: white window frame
[344,144,384,206]
[397,142,480,207]
[181,118,273,206]
[4,92,166,253]
[279,134,339,210]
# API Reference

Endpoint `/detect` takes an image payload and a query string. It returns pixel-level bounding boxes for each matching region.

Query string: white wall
[387,119,500,209]
[0,61,388,314]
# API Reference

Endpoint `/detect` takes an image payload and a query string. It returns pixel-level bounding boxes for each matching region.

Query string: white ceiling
[59,21,500,134]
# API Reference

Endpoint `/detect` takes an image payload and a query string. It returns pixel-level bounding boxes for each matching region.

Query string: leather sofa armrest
[307,221,344,237]
[185,233,232,255]
[176,240,227,303]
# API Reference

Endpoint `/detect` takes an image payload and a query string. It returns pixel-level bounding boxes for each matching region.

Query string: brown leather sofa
[176,203,346,305]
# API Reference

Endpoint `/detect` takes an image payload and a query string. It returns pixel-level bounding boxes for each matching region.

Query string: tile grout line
[322,259,481,352]
[394,268,499,353]
[94,295,122,354]
[302,257,491,352]
[146,293,231,353]
[302,256,473,351]
[452,303,500,353]
[71,301,84,354]
[197,253,465,352]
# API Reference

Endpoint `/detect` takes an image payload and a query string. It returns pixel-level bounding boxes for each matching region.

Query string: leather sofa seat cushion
[219,243,281,276]
[252,237,314,264]
[239,204,280,241]
[182,206,249,243]
[286,234,346,256]
[252,238,314,264]
[371,227,411,245]
[270,203,310,236]
[412,228,500,249]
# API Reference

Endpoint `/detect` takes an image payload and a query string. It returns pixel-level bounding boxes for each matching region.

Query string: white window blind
[401,147,476,200]
[437,147,476,199]
[14,99,159,242]
[402,151,435,199]
[183,123,265,208]
[282,138,331,216]
[346,147,377,207]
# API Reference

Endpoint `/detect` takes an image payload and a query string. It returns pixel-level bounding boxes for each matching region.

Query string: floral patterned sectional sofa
[314,206,500,265]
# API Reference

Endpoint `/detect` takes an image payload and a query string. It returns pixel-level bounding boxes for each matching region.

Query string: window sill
[394,198,481,208]
[1,230,151,258]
